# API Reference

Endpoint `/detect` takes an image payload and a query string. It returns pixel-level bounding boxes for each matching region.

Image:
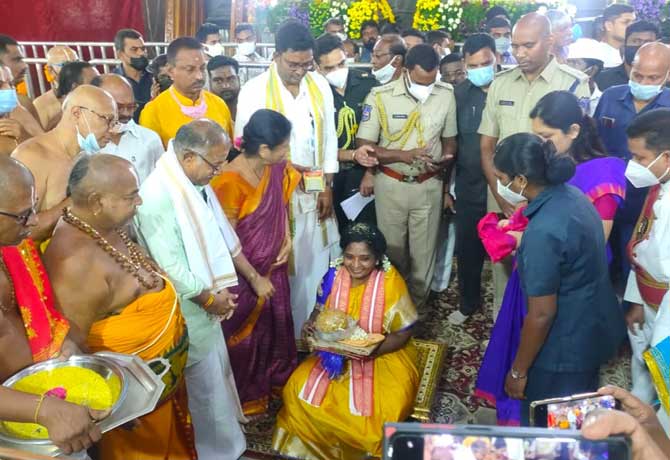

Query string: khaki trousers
[375,173,443,308]
[487,187,512,319]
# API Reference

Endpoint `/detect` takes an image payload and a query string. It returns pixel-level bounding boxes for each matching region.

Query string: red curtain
[0,0,145,42]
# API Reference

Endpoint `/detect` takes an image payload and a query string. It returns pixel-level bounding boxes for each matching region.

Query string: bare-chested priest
[12,85,116,243]
[43,154,195,459]
[0,156,107,455]
[0,65,44,156]
[34,45,79,131]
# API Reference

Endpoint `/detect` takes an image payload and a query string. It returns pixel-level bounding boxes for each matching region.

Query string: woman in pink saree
[212,109,301,416]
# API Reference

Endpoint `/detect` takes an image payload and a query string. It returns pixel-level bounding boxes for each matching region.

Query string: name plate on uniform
[303,169,326,193]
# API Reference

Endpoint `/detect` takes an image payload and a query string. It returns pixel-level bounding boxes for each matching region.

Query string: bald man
[594,43,670,319]
[93,74,163,183]
[475,12,591,322]
[0,156,108,455]
[370,35,407,84]
[44,154,194,459]
[34,46,78,131]
[12,85,116,243]
[0,66,44,155]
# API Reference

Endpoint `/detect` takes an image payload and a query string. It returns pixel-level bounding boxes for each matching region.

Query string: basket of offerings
[310,310,385,357]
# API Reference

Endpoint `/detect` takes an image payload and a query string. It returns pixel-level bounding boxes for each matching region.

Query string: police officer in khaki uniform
[357,44,458,308]
[478,13,590,316]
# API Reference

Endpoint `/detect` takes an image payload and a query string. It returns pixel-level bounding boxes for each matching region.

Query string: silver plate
[0,353,165,457]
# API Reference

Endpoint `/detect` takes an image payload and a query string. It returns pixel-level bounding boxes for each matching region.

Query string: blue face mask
[467,65,495,87]
[629,79,664,102]
[0,88,18,114]
[76,112,101,154]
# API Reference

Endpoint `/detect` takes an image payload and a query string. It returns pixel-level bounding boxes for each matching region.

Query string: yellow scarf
[266,63,325,165]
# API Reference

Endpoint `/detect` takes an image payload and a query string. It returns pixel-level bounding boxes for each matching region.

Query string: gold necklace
[62,209,161,290]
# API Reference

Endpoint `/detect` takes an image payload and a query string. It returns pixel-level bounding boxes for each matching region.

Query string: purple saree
[220,162,298,416]
[475,156,626,425]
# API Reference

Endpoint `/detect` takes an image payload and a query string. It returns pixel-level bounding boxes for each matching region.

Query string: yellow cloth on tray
[273,266,419,459]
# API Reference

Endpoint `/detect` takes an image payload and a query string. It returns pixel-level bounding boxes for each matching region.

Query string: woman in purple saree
[475,91,626,425]
[212,110,301,416]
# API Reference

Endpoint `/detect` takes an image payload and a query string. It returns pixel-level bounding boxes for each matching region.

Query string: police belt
[379,165,441,184]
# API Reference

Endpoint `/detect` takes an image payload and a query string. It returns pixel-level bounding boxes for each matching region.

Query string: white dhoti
[289,192,340,339]
[185,329,247,460]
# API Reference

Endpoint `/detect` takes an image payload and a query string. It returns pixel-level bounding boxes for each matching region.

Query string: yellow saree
[87,279,195,460]
[273,265,419,459]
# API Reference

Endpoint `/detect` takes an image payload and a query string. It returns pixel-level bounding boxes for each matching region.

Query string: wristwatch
[510,368,527,380]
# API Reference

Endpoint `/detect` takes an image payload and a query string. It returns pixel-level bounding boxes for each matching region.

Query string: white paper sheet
[340,192,375,221]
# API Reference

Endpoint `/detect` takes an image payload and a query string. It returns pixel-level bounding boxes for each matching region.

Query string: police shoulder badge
[361,104,373,122]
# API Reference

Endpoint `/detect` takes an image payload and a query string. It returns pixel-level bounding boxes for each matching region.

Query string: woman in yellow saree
[273,223,419,459]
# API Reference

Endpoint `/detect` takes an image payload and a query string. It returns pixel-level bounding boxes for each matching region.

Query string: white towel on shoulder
[154,141,240,291]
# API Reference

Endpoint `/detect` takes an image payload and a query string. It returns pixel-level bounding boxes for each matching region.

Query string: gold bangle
[351,149,357,163]
[203,294,215,309]
[34,394,46,424]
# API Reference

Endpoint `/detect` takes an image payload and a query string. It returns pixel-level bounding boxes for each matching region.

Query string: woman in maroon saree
[212,109,301,416]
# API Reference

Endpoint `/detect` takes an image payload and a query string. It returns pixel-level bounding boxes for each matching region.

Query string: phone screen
[387,433,628,460]
[535,395,618,429]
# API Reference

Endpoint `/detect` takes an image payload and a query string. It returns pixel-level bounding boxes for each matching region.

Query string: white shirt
[235,64,339,176]
[232,52,267,84]
[624,181,670,305]
[600,42,623,69]
[100,120,163,184]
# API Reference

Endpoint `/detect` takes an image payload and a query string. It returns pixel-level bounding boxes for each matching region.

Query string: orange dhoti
[87,280,195,460]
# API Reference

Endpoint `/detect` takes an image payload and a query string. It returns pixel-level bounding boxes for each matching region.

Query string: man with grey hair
[546,9,573,64]
[135,119,274,459]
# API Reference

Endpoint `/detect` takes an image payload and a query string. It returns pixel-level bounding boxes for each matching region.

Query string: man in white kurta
[135,120,247,459]
[623,108,670,431]
[235,21,340,339]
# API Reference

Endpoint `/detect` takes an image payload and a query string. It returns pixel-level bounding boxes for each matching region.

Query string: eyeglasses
[0,207,35,226]
[372,52,392,60]
[77,106,119,129]
[282,57,314,72]
[195,152,223,173]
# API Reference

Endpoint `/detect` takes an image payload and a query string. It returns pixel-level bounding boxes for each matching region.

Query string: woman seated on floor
[272,223,420,459]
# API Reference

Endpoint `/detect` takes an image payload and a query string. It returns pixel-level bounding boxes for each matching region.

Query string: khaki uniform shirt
[478,58,590,142]
[357,74,457,176]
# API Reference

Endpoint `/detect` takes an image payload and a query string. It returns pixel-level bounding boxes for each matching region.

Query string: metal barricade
[18,41,278,98]
[18,41,368,99]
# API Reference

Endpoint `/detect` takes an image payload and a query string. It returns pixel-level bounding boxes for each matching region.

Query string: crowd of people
[0,2,669,460]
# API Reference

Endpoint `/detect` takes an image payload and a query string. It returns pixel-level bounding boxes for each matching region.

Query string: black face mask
[364,40,376,51]
[624,46,640,65]
[130,56,149,71]
[156,75,173,93]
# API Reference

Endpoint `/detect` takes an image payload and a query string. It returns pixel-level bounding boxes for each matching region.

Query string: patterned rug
[244,262,631,458]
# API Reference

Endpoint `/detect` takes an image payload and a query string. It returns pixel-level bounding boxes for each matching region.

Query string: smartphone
[383,423,631,460]
[530,392,621,429]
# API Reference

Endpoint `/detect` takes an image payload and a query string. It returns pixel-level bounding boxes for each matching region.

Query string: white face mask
[237,41,256,57]
[625,153,670,188]
[497,178,526,205]
[408,77,434,104]
[372,57,397,84]
[336,33,348,42]
[344,57,356,65]
[325,67,349,89]
[204,43,224,57]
